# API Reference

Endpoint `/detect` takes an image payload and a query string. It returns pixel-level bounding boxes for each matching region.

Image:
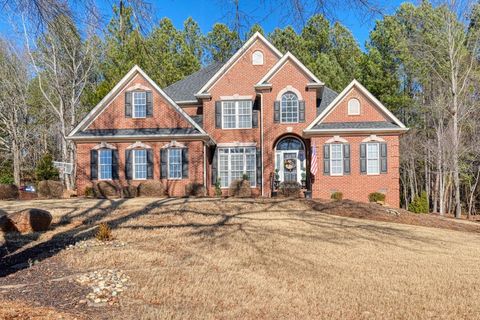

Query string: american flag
[310,145,318,176]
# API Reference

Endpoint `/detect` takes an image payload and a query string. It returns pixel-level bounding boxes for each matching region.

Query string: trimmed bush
[331,191,343,201]
[0,184,19,200]
[137,181,166,197]
[214,178,222,197]
[228,179,252,198]
[94,181,120,198]
[408,191,429,213]
[35,154,59,181]
[37,180,64,199]
[84,186,94,198]
[368,192,386,203]
[278,181,302,198]
[185,182,206,197]
[122,185,138,198]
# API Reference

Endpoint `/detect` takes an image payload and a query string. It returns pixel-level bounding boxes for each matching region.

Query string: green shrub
[228,179,252,198]
[94,181,120,198]
[0,174,14,185]
[37,180,64,198]
[0,184,19,200]
[137,181,166,197]
[214,178,222,197]
[84,186,94,198]
[185,182,206,197]
[408,191,429,214]
[278,181,302,198]
[35,154,59,181]
[331,192,343,201]
[368,192,386,203]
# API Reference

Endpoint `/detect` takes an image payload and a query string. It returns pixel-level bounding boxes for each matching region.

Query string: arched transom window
[281,92,299,123]
[252,50,264,65]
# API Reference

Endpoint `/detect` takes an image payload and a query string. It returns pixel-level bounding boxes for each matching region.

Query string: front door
[283,152,298,182]
[275,137,306,185]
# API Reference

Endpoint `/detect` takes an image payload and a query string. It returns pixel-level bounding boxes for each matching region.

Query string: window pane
[133,92,146,118]
[237,101,252,128]
[168,149,182,179]
[222,101,252,129]
[222,101,236,128]
[99,149,112,180]
[367,144,379,174]
[134,149,147,179]
[330,144,343,175]
[217,147,256,187]
[281,92,299,123]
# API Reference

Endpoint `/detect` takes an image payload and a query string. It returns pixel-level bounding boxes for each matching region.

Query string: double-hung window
[99,149,112,180]
[218,147,256,187]
[222,100,252,129]
[133,149,147,179]
[281,92,299,123]
[168,148,182,179]
[366,143,380,175]
[133,92,146,118]
[330,144,343,176]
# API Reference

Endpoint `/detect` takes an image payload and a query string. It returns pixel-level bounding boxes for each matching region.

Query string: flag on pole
[311,145,318,176]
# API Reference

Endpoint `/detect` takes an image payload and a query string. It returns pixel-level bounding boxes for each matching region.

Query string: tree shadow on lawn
[0,197,440,277]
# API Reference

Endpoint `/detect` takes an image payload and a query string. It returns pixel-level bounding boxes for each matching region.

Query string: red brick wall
[76,140,205,197]
[310,135,400,207]
[322,87,389,123]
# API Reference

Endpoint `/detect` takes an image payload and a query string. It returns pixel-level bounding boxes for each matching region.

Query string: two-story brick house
[68,32,408,207]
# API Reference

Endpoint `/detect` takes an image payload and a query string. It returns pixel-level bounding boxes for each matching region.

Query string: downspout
[260,93,264,197]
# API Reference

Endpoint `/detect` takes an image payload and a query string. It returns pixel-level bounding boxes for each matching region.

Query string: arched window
[281,92,299,123]
[348,98,360,115]
[252,50,264,65]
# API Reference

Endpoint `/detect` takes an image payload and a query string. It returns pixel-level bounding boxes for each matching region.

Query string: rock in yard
[2,208,52,233]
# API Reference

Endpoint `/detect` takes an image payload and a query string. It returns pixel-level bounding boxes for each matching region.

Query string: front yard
[1,198,480,319]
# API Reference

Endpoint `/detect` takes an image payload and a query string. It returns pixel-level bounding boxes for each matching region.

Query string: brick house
[68,32,408,207]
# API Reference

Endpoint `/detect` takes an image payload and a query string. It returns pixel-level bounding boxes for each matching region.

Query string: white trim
[325,136,348,144]
[162,140,186,149]
[274,136,306,184]
[366,143,380,175]
[329,144,344,176]
[275,85,303,101]
[132,91,147,119]
[67,134,210,141]
[196,32,283,95]
[220,94,253,101]
[167,148,183,180]
[347,98,361,115]
[305,79,407,131]
[252,50,264,65]
[303,128,409,135]
[279,91,300,124]
[176,100,200,105]
[217,142,257,147]
[98,148,113,181]
[362,135,385,143]
[132,149,147,180]
[217,146,257,189]
[126,141,152,150]
[256,52,324,86]
[92,142,117,150]
[126,83,150,91]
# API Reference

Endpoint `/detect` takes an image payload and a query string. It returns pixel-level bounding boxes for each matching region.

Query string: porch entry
[274,137,306,184]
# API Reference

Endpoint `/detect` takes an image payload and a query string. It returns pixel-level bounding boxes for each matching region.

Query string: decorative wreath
[284,159,296,171]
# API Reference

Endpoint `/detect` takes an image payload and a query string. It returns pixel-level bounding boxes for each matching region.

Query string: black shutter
[90,150,98,180]
[252,110,259,128]
[147,149,154,179]
[182,148,189,179]
[211,147,218,184]
[215,101,222,128]
[160,149,167,179]
[146,91,153,117]
[323,144,330,175]
[125,150,133,180]
[360,143,367,174]
[343,144,350,174]
[112,150,119,179]
[125,91,132,117]
[380,143,388,173]
[299,100,305,122]
[274,101,280,123]
[256,148,262,187]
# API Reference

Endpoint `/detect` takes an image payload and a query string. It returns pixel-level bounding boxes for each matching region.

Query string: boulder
[3,208,52,233]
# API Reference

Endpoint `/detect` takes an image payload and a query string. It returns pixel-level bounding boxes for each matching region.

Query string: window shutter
[147,149,154,179]
[90,150,98,180]
[299,100,305,122]
[323,144,330,175]
[253,97,260,128]
[211,147,218,184]
[343,144,350,174]
[160,149,167,179]
[215,101,222,128]
[112,150,119,179]
[182,148,189,179]
[252,110,259,128]
[146,91,153,117]
[125,91,132,117]
[274,101,280,123]
[256,148,262,187]
[125,149,133,180]
[380,142,388,173]
[360,143,367,174]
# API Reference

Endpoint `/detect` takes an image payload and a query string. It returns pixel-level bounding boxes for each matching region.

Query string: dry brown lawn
[1,197,480,319]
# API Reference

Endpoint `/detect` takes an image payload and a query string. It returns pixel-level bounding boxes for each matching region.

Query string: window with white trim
[168,148,182,179]
[330,144,343,176]
[133,91,146,118]
[99,149,112,180]
[218,147,256,187]
[348,98,360,115]
[252,50,264,65]
[133,149,147,179]
[367,143,380,174]
[222,100,252,129]
[281,92,299,123]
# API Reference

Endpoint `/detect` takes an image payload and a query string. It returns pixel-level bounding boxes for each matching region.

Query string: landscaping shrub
[84,186,94,198]
[35,154,59,181]
[214,178,222,197]
[331,191,343,201]
[408,191,429,213]
[94,181,120,198]
[368,192,386,203]
[185,182,206,197]
[137,181,166,197]
[228,179,252,198]
[37,180,64,198]
[96,222,113,241]
[0,184,19,200]
[278,181,302,198]
[122,185,138,198]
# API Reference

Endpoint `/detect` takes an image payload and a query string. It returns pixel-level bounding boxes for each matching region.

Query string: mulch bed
[309,199,480,233]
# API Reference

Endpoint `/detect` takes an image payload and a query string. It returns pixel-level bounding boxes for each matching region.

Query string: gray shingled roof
[164,62,225,102]
[313,121,401,130]
[73,128,202,137]
[317,86,338,115]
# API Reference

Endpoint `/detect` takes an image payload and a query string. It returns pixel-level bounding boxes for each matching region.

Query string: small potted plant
[273,169,280,189]
[301,170,307,189]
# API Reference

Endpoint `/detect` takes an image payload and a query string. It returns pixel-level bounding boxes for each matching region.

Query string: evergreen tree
[206,23,241,62]
[35,154,59,181]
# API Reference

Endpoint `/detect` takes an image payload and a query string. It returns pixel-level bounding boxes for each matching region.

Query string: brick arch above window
[325,136,348,144]
[126,141,153,150]
[276,85,303,101]
[362,135,385,143]
[92,142,117,150]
